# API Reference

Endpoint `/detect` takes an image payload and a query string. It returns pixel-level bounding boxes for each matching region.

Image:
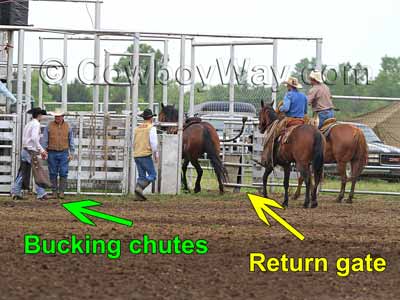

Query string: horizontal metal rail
[333,95,400,102]
[193,40,274,47]
[0,25,322,41]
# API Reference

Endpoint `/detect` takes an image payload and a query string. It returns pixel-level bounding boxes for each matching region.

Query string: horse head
[159,103,178,134]
[258,100,278,134]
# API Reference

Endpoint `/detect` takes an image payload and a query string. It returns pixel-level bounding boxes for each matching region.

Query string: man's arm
[33,124,45,154]
[0,82,17,104]
[149,127,159,162]
[307,87,317,105]
[279,93,291,113]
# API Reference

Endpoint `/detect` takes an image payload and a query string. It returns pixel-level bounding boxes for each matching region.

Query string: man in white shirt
[11,107,50,200]
[133,108,159,201]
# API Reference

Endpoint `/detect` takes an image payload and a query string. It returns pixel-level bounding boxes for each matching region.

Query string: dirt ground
[0,192,399,300]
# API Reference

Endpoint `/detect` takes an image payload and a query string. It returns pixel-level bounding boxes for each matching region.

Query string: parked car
[325,122,400,181]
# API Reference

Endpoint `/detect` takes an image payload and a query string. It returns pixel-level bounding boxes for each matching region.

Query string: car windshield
[357,125,383,143]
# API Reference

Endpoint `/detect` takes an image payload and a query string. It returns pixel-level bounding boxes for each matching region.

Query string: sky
[6,0,400,85]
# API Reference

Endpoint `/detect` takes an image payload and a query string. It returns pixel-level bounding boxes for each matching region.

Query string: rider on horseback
[261,76,307,166]
[280,76,308,120]
[307,71,334,128]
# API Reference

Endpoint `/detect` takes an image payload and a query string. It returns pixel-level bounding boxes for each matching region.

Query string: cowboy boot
[59,177,67,199]
[134,180,149,201]
[51,178,58,199]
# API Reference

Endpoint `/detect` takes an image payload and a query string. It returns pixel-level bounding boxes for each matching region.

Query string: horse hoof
[194,188,201,193]
[303,203,309,209]
[311,202,318,208]
[345,198,353,204]
[183,189,191,194]
[336,197,343,203]
[282,201,288,208]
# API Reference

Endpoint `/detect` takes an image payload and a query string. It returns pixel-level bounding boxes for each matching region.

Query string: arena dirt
[0,193,399,300]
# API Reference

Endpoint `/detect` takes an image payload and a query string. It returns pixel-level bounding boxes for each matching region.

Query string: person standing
[307,70,334,128]
[42,108,75,199]
[11,107,50,200]
[133,108,159,201]
[280,76,308,118]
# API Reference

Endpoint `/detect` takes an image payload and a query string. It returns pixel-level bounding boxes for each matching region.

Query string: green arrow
[62,200,133,227]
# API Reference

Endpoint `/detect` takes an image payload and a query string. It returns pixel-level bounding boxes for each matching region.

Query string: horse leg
[346,161,359,203]
[299,165,311,208]
[292,176,303,200]
[336,161,347,203]
[311,166,323,209]
[191,159,203,193]
[181,158,190,193]
[262,165,273,197]
[282,165,290,207]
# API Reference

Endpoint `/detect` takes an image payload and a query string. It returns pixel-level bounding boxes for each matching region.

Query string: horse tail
[312,130,324,178]
[203,127,229,183]
[352,129,368,177]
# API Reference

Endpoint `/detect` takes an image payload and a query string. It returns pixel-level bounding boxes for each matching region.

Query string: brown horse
[158,104,247,194]
[258,100,325,208]
[293,123,368,203]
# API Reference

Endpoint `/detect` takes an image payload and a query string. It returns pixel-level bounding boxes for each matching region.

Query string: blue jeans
[318,109,334,129]
[11,149,47,199]
[134,155,157,186]
[48,150,69,180]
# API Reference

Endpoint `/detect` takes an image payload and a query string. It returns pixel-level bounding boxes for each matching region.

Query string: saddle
[319,118,338,138]
[279,118,305,144]
[184,117,202,130]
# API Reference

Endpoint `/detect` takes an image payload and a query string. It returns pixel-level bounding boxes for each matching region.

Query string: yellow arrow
[247,193,305,241]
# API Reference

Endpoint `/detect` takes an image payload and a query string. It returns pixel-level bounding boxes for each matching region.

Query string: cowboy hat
[282,76,303,89]
[50,108,66,117]
[27,107,47,115]
[139,108,157,119]
[309,70,323,83]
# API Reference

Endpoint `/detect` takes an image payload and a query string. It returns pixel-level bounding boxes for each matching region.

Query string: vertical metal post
[271,39,278,109]
[316,39,322,71]
[229,44,235,116]
[38,37,43,108]
[125,86,130,111]
[77,114,83,194]
[6,31,14,90]
[176,35,186,194]
[103,50,110,113]
[122,115,130,194]
[189,40,196,116]
[25,65,31,103]
[93,0,101,113]
[162,40,169,105]
[16,30,24,167]
[62,34,68,111]
[129,33,140,194]
[148,53,155,110]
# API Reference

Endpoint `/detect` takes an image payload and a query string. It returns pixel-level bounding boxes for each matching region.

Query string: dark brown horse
[293,123,368,203]
[158,104,247,194]
[258,100,325,208]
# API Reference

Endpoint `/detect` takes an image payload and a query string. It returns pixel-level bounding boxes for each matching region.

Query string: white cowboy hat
[50,108,66,117]
[309,70,323,83]
[282,76,303,89]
